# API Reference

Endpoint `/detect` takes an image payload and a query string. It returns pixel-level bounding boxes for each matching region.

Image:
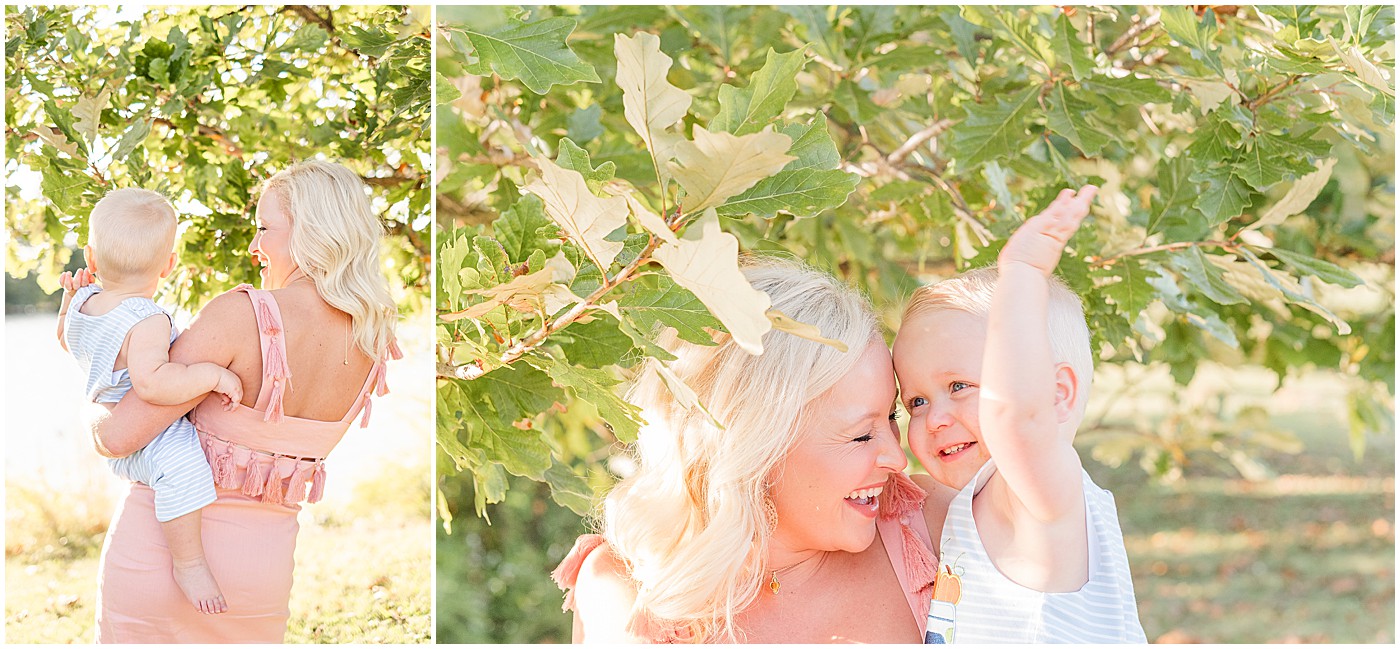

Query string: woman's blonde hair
[262,160,397,360]
[602,257,879,642]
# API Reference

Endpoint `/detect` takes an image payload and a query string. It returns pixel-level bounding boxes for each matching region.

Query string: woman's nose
[248,232,260,256]
[877,429,908,473]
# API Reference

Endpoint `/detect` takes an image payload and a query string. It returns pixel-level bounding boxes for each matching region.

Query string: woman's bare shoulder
[573,540,647,643]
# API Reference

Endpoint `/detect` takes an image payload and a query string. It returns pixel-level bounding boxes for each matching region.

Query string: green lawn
[1091,400,1395,643]
[6,468,432,644]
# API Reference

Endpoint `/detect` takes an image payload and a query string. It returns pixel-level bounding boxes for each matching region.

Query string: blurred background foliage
[435,5,1393,643]
[5,4,432,313]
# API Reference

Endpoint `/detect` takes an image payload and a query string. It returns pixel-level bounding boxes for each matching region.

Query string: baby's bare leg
[160,511,227,614]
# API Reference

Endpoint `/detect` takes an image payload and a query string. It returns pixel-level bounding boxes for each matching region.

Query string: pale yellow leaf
[667,124,795,213]
[34,128,81,159]
[767,308,849,352]
[1332,38,1394,96]
[626,194,679,245]
[1246,158,1336,233]
[615,32,692,176]
[72,88,111,150]
[440,253,581,321]
[1185,79,1235,112]
[522,156,629,270]
[653,209,773,354]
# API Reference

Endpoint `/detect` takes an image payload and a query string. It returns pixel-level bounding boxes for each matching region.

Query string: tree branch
[887,119,954,166]
[1089,240,1240,268]
[1107,10,1161,56]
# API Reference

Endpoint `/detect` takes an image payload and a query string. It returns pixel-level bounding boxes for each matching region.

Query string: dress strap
[234,285,292,423]
[342,337,403,428]
[877,472,939,638]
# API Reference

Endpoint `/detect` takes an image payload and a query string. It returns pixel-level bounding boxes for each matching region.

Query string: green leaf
[1160,6,1225,75]
[1234,132,1318,191]
[42,99,87,158]
[1099,257,1156,315]
[40,159,96,215]
[435,72,462,106]
[716,167,859,219]
[1169,247,1247,306]
[1190,165,1254,225]
[710,47,807,135]
[1050,14,1094,80]
[1082,75,1171,106]
[776,114,841,170]
[552,314,636,368]
[1261,247,1364,288]
[492,196,557,265]
[1148,156,1195,236]
[340,24,398,58]
[1185,113,1242,162]
[111,118,152,162]
[554,138,616,195]
[1045,82,1114,156]
[949,85,1039,169]
[566,103,604,143]
[538,360,646,443]
[461,16,600,94]
[542,460,594,515]
[621,275,722,346]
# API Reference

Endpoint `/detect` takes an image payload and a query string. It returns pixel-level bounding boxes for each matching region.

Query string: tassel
[388,338,403,360]
[359,397,373,428]
[257,299,281,336]
[374,364,390,397]
[900,518,939,591]
[307,463,326,503]
[624,607,689,644]
[264,340,290,383]
[879,472,927,521]
[263,460,285,505]
[214,444,237,488]
[243,460,266,497]
[285,465,311,503]
[265,378,286,424]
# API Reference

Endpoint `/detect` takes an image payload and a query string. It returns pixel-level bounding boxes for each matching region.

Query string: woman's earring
[763,494,778,537]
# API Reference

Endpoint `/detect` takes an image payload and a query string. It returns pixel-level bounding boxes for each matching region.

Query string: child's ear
[1053,363,1079,424]
[159,251,177,279]
[83,245,98,276]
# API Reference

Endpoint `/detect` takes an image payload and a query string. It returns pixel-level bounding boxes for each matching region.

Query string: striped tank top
[927,459,1147,644]
[65,285,177,404]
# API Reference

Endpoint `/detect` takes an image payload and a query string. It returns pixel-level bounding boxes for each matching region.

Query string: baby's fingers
[59,272,74,292]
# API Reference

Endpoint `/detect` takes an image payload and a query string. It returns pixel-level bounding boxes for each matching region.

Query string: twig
[1106,10,1161,56]
[1089,240,1239,268]
[887,119,954,166]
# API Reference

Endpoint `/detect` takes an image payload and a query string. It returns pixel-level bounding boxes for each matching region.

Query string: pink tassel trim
[263,460,285,505]
[257,300,281,336]
[307,463,326,503]
[285,465,311,503]
[243,460,267,497]
[359,397,373,428]
[388,338,403,361]
[900,515,939,592]
[625,607,691,644]
[265,378,286,424]
[374,364,390,397]
[880,471,927,521]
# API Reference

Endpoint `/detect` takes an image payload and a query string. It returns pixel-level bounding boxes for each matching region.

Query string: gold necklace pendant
[769,570,780,595]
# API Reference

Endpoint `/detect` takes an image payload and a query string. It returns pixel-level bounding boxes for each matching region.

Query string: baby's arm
[981,186,1096,521]
[56,268,95,352]
[126,316,243,411]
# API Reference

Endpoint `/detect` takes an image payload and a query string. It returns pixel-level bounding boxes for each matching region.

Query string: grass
[1087,369,1395,644]
[5,464,433,644]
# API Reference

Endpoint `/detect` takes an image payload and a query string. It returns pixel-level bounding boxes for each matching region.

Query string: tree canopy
[437,5,1392,519]
[5,4,432,311]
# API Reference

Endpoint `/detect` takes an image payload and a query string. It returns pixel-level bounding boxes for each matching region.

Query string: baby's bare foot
[172,557,228,615]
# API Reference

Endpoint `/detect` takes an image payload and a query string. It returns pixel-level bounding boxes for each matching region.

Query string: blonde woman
[89,160,401,642]
[554,259,958,643]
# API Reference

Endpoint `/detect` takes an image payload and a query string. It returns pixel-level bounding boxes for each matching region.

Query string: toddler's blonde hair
[262,160,398,361]
[87,188,178,283]
[902,266,1094,416]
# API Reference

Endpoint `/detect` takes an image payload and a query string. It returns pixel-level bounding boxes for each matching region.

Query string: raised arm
[979,186,1096,521]
[92,291,251,458]
[55,268,95,353]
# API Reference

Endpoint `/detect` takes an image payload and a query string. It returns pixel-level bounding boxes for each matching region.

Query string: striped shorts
[107,417,218,522]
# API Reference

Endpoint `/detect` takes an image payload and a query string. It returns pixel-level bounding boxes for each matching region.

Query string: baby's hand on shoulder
[59,268,96,295]
[212,367,244,412]
[999,185,1097,275]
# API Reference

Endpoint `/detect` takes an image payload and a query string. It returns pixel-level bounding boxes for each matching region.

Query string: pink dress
[95,286,398,643]
[551,472,939,642]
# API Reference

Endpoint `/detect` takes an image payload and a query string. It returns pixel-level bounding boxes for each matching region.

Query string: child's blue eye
[908,396,927,409]
[951,381,970,393]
